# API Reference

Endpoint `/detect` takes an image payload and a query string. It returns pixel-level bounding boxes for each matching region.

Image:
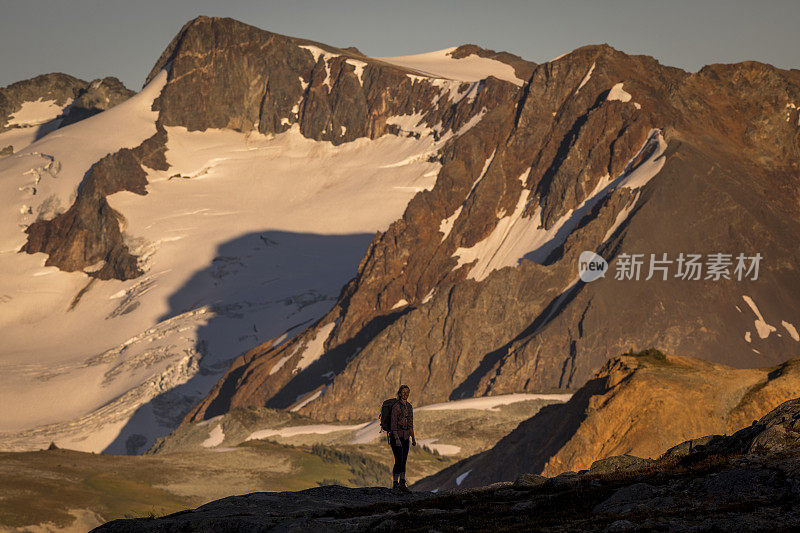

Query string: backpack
[379,398,398,432]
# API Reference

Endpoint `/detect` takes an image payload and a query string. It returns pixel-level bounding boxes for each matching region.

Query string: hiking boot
[399,479,410,493]
[392,479,399,490]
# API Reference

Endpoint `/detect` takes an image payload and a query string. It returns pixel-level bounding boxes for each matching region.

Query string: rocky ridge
[414,351,800,491]
[95,397,800,532]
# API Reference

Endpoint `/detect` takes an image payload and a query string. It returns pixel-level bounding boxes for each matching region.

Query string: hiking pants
[390,436,410,476]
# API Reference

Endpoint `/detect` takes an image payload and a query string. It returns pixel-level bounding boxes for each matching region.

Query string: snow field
[375,47,524,86]
[0,82,445,453]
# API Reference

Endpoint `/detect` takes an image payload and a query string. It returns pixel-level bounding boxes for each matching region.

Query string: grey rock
[59,77,135,127]
[514,473,547,488]
[604,519,637,532]
[589,455,654,475]
[593,482,660,514]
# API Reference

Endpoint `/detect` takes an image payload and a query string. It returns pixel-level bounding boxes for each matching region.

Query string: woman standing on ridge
[390,384,416,491]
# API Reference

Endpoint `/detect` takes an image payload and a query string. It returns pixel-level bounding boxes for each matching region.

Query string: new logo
[578,251,608,282]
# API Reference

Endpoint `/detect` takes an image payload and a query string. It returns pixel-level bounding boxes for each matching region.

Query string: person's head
[397,384,410,401]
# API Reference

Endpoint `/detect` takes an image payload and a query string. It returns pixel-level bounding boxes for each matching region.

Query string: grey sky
[1,0,798,90]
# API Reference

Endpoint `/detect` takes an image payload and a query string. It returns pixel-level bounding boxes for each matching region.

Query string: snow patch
[418,438,460,455]
[269,346,299,376]
[247,422,366,441]
[290,387,326,412]
[742,295,777,339]
[453,107,488,136]
[607,82,632,103]
[8,98,69,127]
[201,424,225,448]
[616,131,667,189]
[575,62,595,94]
[345,58,367,85]
[391,299,409,310]
[422,288,436,304]
[350,420,381,444]
[745,331,751,343]
[439,206,463,242]
[386,112,432,137]
[347,392,570,445]
[419,393,572,412]
[299,45,331,63]
[296,322,335,373]
[300,45,335,89]
[456,469,472,486]
[374,47,523,86]
[782,321,799,342]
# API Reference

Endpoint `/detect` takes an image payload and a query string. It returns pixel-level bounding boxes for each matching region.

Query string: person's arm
[410,404,416,446]
[390,402,401,444]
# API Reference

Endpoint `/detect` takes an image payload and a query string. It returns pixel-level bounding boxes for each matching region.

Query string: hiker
[389,384,416,491]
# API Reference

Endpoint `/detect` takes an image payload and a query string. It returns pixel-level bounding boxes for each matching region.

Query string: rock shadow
[416,375,608,490]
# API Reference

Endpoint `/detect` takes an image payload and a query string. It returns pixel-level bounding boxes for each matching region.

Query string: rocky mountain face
[10,16,799,439]
[96,397,800,532]
[187,36,800,423]
[20,16,520,281]
[414,351,800,490]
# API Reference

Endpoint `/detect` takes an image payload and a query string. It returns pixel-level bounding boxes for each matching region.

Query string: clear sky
[1,0,798,90]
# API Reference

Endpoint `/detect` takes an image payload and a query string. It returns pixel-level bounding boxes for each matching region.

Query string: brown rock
[413,353,800,491]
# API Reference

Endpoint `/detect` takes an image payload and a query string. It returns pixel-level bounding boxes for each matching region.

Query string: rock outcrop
[414,352,800,490]
[58,77,135,127]
[0,73,86,131]
[1,73,135,132]
[21,126,168,279]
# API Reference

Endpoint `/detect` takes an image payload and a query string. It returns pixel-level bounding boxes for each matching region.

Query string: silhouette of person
[390,384,416,491]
